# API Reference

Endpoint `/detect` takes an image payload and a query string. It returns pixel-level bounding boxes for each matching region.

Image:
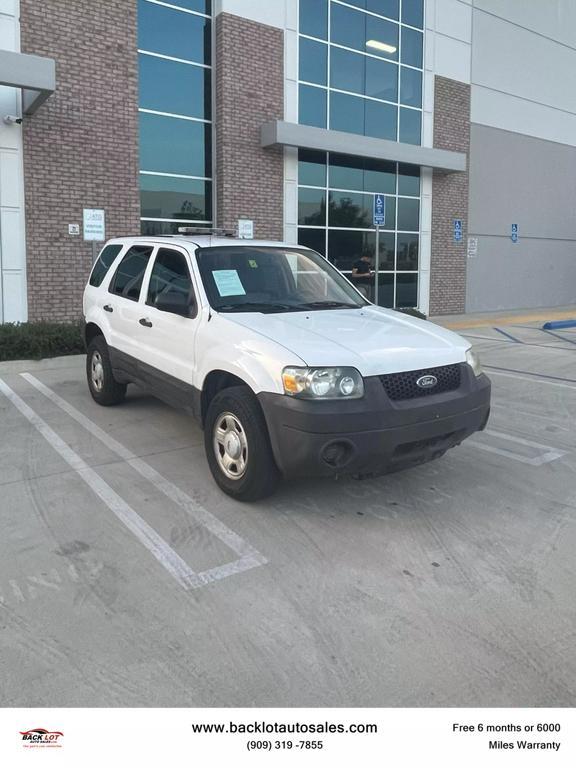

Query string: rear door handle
[139,318,153,328]
[103,304,113,313]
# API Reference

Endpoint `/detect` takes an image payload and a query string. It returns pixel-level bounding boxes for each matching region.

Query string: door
[105,244,155,362]
[135,246,199,387]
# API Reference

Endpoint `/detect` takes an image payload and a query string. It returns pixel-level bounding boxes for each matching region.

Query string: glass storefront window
[298,151,421,309]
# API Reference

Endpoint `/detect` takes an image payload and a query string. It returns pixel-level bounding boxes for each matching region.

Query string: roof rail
[176,226,235,237]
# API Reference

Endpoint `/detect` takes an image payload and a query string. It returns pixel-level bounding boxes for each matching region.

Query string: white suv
[83,234,490,501]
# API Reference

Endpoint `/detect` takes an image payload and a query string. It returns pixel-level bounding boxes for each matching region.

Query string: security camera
[3,115,23,125]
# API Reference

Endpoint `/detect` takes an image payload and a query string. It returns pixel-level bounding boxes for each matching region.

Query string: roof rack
[176,226,235,237]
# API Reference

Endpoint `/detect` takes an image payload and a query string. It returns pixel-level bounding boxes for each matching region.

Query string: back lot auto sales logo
[20,728,64,748]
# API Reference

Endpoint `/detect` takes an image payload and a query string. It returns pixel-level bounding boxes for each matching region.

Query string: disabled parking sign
[511,223,519,243]
[373,194,386,227]
[453,219,463,243]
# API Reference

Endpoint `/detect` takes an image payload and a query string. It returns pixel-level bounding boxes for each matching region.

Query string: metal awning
[261,120,466,172]
[0,49,56,115]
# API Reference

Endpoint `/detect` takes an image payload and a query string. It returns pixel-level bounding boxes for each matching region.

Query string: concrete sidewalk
[431,304,576,330]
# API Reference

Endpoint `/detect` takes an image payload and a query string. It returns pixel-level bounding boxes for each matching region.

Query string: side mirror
[154,291,193,317]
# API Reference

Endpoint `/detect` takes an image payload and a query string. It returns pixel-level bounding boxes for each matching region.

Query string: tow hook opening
[321,439,355,469]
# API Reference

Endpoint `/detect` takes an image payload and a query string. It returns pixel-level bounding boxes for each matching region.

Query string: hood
[224,306,469,376]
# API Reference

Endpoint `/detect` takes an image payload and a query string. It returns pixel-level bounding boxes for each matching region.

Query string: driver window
[147,248,195,311]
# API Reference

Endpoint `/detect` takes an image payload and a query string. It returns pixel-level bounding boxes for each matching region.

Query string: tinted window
[366,57,398,102]
[299,85,327,128]
[399,107,421,145]
[139,54,211,120]
[376,273,395,307]
[365,99,397,140]
[298,149,327,186]
[299,38,327,85]
[397,197,420,231]
[329,155,396,194]
[298,228,326,256]
[330,48,365,95]
[147,248,194,307]
[109,246,153,301]
[330,91,364,135]
[138,0,210,64]
[139,112,211,177]
[328,229,375,271]
[89,244,123,288]
[398,164,420,196]
[329,191,372,228]
[299,0,328,39]
[298,188,326,225]
[401,27,423,68]
[140,174,211,222]
[397,233,419,270]
[331,3,365,51]
[367,0,399,19]
[402,0,424,28]
[400,66,422,107]
[364,158,396,194]
[396,273,418,308]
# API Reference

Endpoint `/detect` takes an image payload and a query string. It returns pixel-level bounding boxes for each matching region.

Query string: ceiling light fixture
[366,39,397,54]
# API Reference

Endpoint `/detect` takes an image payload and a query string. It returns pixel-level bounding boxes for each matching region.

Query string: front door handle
[139,318,153,328]
[103,304,113,313]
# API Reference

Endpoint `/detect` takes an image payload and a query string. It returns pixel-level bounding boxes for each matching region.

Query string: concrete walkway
[431,304,576,330]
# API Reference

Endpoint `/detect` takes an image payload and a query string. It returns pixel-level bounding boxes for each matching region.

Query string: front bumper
[258,366,491,479]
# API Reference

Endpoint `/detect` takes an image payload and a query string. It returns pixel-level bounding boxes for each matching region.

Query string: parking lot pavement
[1,322,576,708]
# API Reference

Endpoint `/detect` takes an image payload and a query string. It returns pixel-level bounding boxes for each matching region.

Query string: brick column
[215,13,284,240]
[20,0,141,322]
[429,76,470,315]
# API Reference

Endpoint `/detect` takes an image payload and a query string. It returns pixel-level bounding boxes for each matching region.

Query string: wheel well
[84,322,104,348]
[201,370,248,426]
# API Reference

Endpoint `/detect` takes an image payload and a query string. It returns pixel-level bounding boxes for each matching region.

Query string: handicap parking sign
[373,194,386,226]
[453,219,463,243]
[511,223,518,243]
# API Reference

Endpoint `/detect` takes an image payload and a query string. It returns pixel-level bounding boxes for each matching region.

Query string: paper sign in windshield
[213,270,246,297]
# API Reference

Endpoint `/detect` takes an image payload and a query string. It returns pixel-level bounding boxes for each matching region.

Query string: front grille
[380,364,461,401]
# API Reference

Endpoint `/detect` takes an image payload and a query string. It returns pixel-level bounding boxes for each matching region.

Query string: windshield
[196,246,368,313]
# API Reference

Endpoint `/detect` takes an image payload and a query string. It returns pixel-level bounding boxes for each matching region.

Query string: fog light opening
[321,440,355,469]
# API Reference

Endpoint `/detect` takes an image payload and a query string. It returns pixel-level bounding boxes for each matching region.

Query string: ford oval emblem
[416,374,438,389]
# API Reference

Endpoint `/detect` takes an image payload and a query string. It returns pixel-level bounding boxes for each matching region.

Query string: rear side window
[109,245,153,301]
[89,244,123,287]
[147,248,194,306]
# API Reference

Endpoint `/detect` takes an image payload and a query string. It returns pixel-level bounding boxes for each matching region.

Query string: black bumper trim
[258,371,491,479]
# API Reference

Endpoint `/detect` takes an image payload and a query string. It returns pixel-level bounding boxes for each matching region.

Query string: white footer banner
[0,708,573,766]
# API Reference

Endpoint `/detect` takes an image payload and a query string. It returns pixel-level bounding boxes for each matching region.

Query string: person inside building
[350,253,375,300]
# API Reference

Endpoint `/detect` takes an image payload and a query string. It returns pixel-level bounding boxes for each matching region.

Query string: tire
[204,385,280,501]
[86,336,127,406]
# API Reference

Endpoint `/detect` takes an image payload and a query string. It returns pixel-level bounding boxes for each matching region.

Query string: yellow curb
[437,309,576,331]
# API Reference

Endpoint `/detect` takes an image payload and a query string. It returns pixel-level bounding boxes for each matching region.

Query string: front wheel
[204,386,280,501]
[86,336,127,406]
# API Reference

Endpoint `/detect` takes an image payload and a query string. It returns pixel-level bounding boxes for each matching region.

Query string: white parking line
[488,369,576,390]
[21,373,267,584]
[0,377,202,591]
[469,429,566,466]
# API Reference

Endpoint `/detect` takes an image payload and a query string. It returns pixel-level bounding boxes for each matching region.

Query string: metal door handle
[103,304,113,313]
[139,318,153,328]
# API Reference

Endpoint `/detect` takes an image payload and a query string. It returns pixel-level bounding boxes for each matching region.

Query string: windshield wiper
[216,302,296,313]
[297,301,361,310]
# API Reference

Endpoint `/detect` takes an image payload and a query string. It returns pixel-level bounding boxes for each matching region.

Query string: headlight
[466,348,482,376]
[282,367,364,399]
